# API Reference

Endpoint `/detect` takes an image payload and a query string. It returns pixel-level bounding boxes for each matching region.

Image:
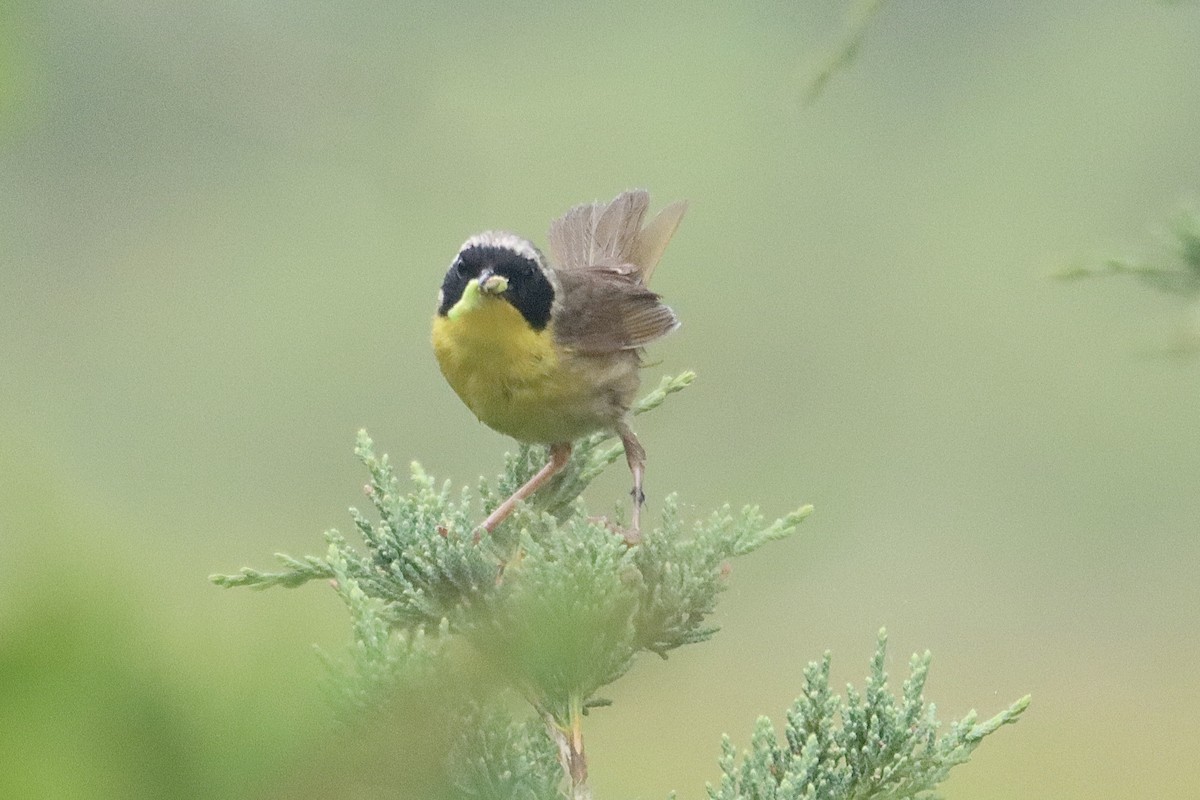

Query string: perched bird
[432,189,687,540]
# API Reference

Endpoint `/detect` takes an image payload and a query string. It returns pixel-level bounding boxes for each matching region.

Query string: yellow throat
[432,279,593,443]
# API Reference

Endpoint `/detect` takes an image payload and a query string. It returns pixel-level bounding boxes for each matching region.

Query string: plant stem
[542,710,590,800]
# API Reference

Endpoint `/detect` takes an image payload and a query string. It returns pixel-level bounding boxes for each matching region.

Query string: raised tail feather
[548,190,687,284]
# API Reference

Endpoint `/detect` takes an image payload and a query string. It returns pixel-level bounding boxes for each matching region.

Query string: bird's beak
[477,269,509,295]
[446,269,510,321]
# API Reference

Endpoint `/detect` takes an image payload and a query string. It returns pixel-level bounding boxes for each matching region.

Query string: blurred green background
[3,1,1200,798]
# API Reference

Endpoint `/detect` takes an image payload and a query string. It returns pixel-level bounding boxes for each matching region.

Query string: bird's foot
[587,515,641,546]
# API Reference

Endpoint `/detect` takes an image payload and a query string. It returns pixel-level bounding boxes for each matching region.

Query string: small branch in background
[1055,205,1200,357]
[801,0,893,106]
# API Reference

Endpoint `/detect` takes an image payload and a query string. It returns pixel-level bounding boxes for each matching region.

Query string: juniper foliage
[450,707,563,800]
[212,372,1025,798]
[705,630,1030,800]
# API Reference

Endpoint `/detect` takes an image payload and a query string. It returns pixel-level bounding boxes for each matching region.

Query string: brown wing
[548,189,687,285]
[552,266,679,354]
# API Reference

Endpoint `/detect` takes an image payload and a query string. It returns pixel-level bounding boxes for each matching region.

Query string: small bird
[432,189,687,540]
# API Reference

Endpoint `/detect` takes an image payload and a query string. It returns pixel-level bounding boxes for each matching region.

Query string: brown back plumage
[547,190,687,354]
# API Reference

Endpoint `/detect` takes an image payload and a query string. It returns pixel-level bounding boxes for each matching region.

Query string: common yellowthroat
[432,189,687,540]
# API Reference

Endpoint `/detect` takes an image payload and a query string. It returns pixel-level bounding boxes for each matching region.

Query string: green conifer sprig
[211,374,809,703]
[634,498,812,657]
[315,540,445,713]
[450,707,563,800]
[475,512,642,719]
[209,552,335,589]
[211,373,1025,798]
[706,630,1030,800]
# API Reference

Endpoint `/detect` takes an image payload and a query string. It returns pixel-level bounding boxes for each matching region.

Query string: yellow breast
[432,296,609,444]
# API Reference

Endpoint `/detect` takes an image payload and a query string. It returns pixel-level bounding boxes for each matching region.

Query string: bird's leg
[617,422,646,545]
[477,441,572,538]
